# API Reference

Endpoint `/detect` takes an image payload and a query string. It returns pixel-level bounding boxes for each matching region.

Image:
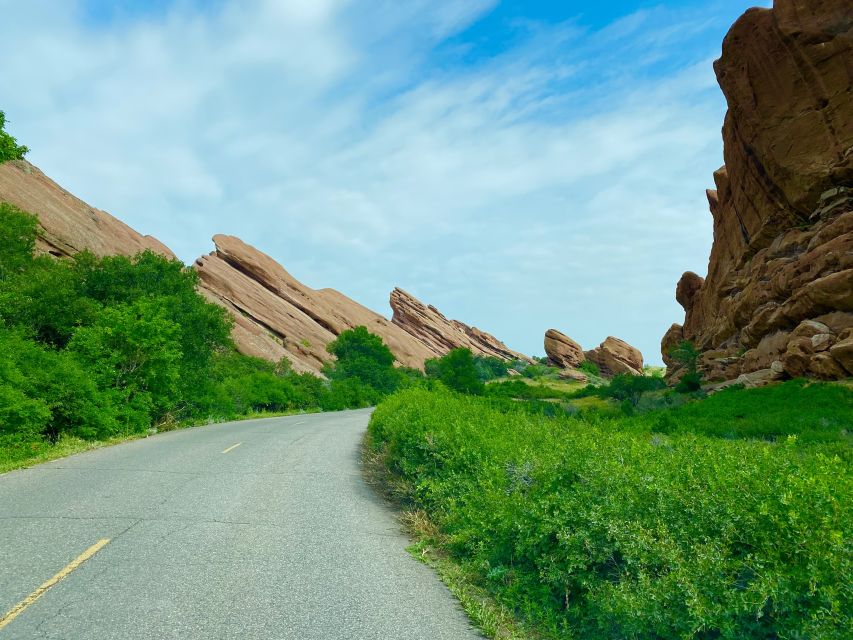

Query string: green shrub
[425,348,485,395]
[0,111,28,163]
[369,387,852,639]
[577,360,600,377]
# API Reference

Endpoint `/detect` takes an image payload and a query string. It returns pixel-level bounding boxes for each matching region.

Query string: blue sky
[0,0,769,363]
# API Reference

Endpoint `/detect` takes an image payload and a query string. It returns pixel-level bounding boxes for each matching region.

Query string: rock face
[585,337,644,377]
[389,288,535,364]
[0,160,175,260]
[544,329,585,368]
[663,0,853,382]
[196,236,439,374]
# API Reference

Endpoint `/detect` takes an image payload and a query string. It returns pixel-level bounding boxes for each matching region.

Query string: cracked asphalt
[0,410,482,639]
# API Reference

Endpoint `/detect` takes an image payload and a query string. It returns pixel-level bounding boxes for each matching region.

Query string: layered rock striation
[544,329,644,377]
[0,160,530,375]
[389,288,535,364]
[663,0,853,382]
[0,160,175,260]
[196,236,439,374]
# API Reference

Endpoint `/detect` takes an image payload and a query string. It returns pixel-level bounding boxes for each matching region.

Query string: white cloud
[0,0,760,363]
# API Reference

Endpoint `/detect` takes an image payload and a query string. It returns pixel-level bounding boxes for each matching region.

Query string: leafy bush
[368,387,852,639]
[325,325,402,395]
[577,360,600,377]
[0,111,28,163]
[425,348,485,395]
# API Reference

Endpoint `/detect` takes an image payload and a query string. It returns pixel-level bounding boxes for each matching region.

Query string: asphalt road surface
[0,410,482,639]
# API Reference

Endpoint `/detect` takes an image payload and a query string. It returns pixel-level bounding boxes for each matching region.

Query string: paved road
[0,410,482,639]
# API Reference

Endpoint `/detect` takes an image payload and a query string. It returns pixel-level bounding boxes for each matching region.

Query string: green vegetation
[368,382,852,639]
[0,203,419,470]
[0,111,28,162]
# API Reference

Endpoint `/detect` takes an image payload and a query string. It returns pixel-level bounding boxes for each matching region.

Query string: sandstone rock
[558,368,588,383]
[585,337,644,377]
[791,319,833,339]
[389,288,534,364]
[829,337,853,374]
[783,337,815,378]
[811,334,836,352]
[544,329,585,368]
[662,0,853,383]
[736,367,785,389]
[660,323,684,369]
[196,237,441,374]
[676,272,704,312]
[809,353,848,379]
[0,160,175,260]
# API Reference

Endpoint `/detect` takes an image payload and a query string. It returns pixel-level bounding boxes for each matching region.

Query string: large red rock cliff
[0,160,175,260]
[663,0,853,382]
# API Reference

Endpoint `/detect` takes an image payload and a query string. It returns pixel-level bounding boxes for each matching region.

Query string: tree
[0,111,28,163]
[0,203,38,282]
[669,340,702,392]
[325,326,401,394]
[425,348,485,395]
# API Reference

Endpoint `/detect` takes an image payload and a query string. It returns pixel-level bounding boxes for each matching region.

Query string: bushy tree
[0,111,28,163]
[0,203,38,281]
[325,326,401,394]
[425,348,485,395]
[670,340,702,392]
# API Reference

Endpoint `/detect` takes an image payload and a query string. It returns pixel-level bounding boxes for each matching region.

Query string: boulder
[585,336,644,377]
[829,337,853,374]
[809,353,848,379]
[544,329,585,368]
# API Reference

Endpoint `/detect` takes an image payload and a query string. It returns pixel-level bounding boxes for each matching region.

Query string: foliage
[577,360,600,377]
[425,348,485,395]
[0,111,28,163]
[325,325,402,395]
[369,386,852,639]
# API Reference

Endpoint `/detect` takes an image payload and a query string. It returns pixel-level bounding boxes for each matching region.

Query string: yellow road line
[0,538,110,631]
[222,442,242,454]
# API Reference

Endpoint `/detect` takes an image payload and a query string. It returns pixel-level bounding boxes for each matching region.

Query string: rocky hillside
[0,159,174,260]
[663,0,853,384]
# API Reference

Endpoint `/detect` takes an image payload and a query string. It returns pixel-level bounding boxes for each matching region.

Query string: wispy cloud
[0,0,764,362]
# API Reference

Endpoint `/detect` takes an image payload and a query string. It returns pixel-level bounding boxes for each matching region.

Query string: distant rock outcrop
[663,0,853,382]
[544,329,644,378]
[196,236,438,374]
[585,336,644,377]
[0,160,175,260]
[0,162,531,376]
[544,329,585,368]
[390,288,534,364]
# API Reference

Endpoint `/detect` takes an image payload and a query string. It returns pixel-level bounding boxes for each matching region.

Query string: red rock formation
[196,236,438,374]
[663,0,853,382]
[0,160,530,375]
[544,329,585,368]
[0,160,175,260]
[390,287,534,363]
[585,336,644,377]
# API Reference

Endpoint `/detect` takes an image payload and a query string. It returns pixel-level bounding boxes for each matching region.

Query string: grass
[367,383,852,639]
[0,407,323,474]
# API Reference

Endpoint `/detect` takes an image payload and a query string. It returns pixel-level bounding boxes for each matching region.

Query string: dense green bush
[0,111,28,163]
[425,348,485,395]
[369,387,852,639]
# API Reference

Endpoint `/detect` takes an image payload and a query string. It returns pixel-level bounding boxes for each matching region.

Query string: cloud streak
[0,0,765,363]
